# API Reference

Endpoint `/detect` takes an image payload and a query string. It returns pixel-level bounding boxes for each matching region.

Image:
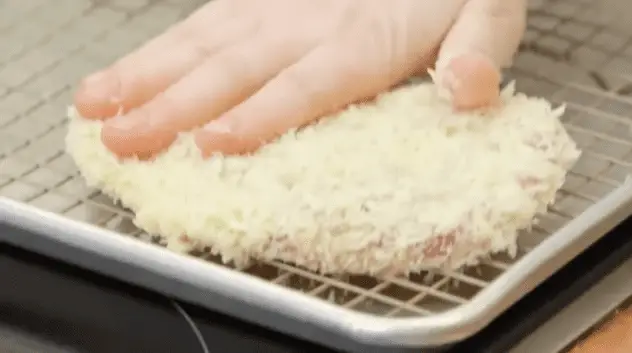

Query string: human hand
[74,0,526,160]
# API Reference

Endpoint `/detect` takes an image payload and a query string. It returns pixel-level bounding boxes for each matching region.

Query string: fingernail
[83,70,108,85]
[443,69,461,92]
[106,115,142,131]
[80,70,119,98]
[204,119,232,134]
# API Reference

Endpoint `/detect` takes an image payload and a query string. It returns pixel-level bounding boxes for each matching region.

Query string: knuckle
[280,67,314,94]
[201,46,258,85]
[278,67,326,104]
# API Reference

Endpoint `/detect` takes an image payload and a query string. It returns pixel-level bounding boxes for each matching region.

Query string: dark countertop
[0,243,333,353]
[2,216,632,353]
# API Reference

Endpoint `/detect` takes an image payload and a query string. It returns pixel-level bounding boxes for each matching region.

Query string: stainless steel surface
[1,0,632,350]
[510,255,632,353]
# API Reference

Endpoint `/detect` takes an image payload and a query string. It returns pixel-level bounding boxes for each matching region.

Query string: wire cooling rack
[1,0,632,321]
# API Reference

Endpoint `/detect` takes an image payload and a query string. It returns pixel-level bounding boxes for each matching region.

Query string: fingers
[74,0,251,119]
[440,52,502,111]
[101,35,305,159]
[435,0,527,110]
[194,36,394,156]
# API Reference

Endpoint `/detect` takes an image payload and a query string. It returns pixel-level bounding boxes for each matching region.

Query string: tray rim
[1,178,632,349]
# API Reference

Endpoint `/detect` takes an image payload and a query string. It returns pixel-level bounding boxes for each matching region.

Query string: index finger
[193,36,399,156]
[74,0,243,119]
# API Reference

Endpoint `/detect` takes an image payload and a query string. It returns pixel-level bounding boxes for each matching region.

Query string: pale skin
[74,0,527,159]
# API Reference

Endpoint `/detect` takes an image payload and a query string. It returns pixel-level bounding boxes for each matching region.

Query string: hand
[74,0,526,160]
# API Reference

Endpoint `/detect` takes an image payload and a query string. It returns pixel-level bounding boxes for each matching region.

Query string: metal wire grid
[1,0,632,319]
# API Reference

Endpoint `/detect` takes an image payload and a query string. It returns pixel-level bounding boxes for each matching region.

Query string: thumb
[433,0,527,110]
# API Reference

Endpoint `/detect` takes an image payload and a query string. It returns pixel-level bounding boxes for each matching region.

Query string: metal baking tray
[2,0,632,351]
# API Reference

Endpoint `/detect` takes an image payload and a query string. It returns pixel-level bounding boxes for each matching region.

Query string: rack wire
[1,0,632,319]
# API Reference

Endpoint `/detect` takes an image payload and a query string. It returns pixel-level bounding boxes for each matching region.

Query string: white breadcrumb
[65,82,581,277]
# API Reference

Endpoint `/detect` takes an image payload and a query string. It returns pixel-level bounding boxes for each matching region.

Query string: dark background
[2,216,632,353]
